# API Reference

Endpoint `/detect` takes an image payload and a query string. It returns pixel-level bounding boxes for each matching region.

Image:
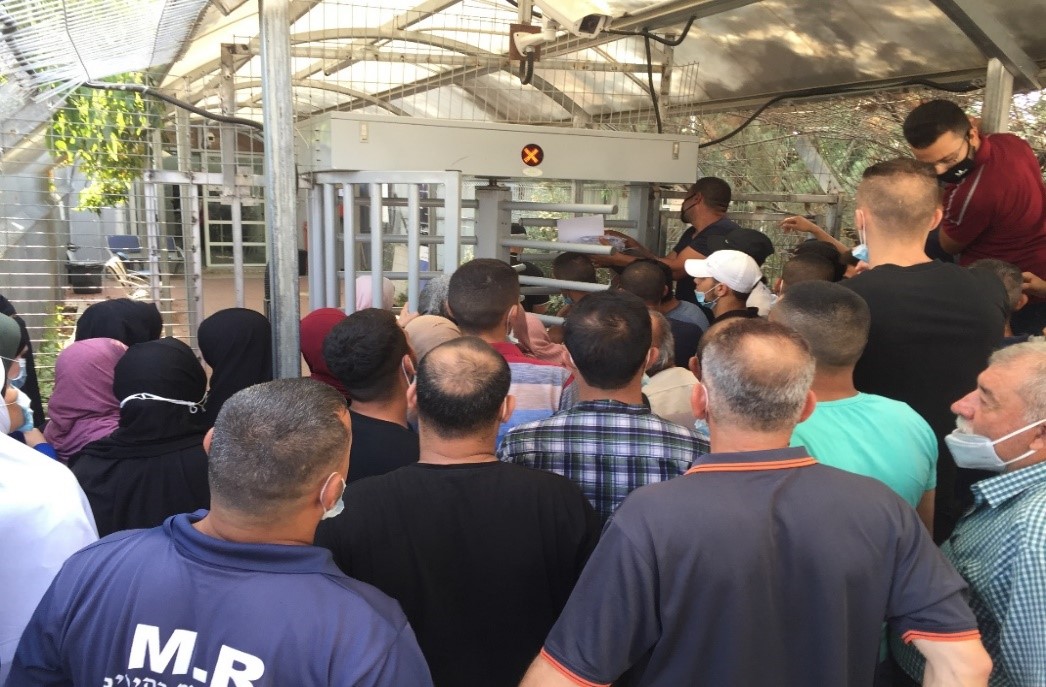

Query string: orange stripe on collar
[902,629,982,644]
[685,457,817,475]
[539,648,611,687]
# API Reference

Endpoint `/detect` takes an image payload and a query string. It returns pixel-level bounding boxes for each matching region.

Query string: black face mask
[937,139,976,184]
[679,197,697,224]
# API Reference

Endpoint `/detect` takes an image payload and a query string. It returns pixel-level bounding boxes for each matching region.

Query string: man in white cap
[685,250,764,326]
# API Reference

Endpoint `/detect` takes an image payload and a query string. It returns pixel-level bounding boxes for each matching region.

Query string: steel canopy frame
[927,0,1042,90]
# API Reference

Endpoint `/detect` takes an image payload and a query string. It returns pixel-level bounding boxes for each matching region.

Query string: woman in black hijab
[75,298,163,346]
[198,308,273,426]
[71,337,209,536]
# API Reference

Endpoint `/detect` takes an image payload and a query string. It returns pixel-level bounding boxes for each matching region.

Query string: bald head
[700,319,815,432]
[856,158,941,237]
[415,336,511,438]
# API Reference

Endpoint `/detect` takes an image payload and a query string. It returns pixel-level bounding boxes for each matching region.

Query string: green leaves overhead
[49,72,162,212]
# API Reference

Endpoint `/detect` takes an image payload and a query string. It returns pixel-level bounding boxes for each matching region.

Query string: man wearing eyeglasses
[903,99,1046,335]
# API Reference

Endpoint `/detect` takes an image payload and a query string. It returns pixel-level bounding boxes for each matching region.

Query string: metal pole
[370,182,384,309]
[519,275,610,293]
[500,201,617,213]
[259,0,301,377]
[230,197,245,307]
[443,174,462,273]
[500,238,616,254]
[143,182,163,304]
[981,57,1013,134]
[343,185,357,313]
[323,183,337,306]
[187,183,206,346]
[174,109,203,348]
[307,184,323,311]
[407,184,420,309]
[220,43,245,309]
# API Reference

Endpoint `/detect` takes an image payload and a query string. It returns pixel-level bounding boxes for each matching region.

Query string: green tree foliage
[49,73,161,212]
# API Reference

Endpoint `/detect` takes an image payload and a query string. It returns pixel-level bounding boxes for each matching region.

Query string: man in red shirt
[903,99,1046,334]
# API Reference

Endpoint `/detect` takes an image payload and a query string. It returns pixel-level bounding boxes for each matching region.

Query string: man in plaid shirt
[498,290,707,522]
[894,341,1046,686]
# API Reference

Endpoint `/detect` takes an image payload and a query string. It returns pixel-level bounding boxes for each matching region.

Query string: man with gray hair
[520,319,991,687]
[894,341,1046,686]
[9,378,433,687]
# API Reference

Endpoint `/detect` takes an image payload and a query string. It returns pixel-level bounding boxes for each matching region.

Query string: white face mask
[319,472,347,520]
[119,392,207,414]
[945,417,1046,473]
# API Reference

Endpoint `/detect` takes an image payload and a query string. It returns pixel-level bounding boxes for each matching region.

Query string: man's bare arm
[914,637,992,687]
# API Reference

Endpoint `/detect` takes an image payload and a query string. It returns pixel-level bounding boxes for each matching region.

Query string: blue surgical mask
[9,357,26,389]
[945,418,1046,472]
[851,244,869,263]
[693,417,710,441]
[695,286,719,308]
[320,472,347,520]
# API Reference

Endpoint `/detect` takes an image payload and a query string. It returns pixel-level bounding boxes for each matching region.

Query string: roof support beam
[981,57,1013,134]
[927,0,1041,89]
[543,0,761,58]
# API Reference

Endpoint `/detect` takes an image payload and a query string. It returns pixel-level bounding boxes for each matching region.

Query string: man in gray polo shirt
[519,319,992,687]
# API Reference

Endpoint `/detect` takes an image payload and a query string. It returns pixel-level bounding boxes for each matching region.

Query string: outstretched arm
[913,637,992,687]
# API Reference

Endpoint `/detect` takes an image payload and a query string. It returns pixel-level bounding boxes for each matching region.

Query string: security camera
[532,0,612,38]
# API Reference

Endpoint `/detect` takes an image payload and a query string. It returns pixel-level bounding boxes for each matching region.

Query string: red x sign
[521,144,544,166]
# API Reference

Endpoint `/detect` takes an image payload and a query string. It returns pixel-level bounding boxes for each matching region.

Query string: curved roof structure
[157,0,1046,131]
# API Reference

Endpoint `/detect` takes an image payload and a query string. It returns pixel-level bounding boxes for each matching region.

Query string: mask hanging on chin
[695,287,719,309]
[945,417,1046,472]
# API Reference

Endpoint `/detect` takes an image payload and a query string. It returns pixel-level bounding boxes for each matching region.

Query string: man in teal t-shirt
[771,281,936,530]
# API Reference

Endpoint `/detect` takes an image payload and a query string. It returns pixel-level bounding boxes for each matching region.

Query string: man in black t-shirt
[323,308,419,482]
[596,177,741,303]
[316,337,600,687]
[842,158,1007,543]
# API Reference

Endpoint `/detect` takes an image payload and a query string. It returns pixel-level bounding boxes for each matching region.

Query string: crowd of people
[2,98,1046,687]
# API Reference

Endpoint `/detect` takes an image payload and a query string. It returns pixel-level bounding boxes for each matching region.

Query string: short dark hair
[564,290,651,389]
[415,336,511,438]
[323,308,409,403]
[857,158,941,236]
[792,239,846,281]
[619,259,668,306]
[969,258,1023,316]
[771,280,870,367]
[447,259,520,332]
[518,261,550,312]
[552,252,597,284]
[209,379,350,517]
[781,253,836,289]
[687,176,732,212]
[902,99,971,149]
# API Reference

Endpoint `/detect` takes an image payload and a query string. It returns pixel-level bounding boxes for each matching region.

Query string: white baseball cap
[685,250,763,293]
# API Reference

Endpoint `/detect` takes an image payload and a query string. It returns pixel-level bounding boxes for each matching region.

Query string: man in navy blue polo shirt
[8,378,432,687]
[519,319,992,687]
